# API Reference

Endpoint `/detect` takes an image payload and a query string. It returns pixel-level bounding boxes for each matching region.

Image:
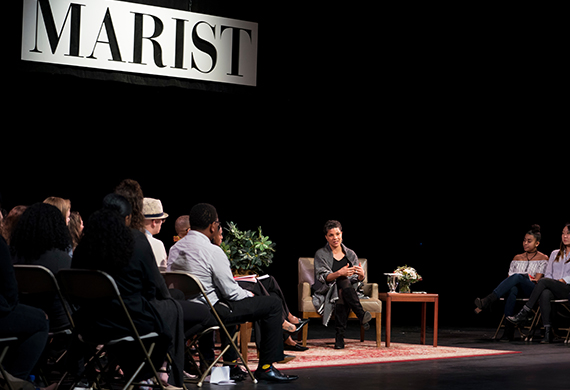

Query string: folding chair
[162,271,257,387]
[492,298,537,340]
[13,265,75,386]
[0,337,18,390]
[526,299,570,342]
[556,301,570,343]
[57,269,167,390]
[13,265,75,332]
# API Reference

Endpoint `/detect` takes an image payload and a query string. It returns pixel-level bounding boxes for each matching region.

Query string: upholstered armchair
[298,257,382,347]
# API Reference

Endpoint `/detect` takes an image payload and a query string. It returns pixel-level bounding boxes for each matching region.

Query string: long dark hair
[10,203,71,261]
[72,208,134,273]
[555,223,570,263]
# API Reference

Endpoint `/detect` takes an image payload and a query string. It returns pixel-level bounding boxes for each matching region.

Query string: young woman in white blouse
[473,225,548,339]
[507,223,570,343]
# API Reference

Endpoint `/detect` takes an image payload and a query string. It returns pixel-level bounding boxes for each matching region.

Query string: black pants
[526,278,570,326]
[0,303,49,380]
[211,295,284,366]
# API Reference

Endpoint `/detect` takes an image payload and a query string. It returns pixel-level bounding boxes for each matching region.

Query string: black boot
[499,321,515,341]
[506,306,533,325]
[540,326,553,344]
[340,285,371,330]
[474,292,498,314]
[334,303,348,349]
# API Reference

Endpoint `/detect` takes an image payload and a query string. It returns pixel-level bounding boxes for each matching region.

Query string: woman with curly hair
[10,202,72,331]
[72,194,184,387]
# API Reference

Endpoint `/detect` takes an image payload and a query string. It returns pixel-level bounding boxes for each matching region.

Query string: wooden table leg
[420,302,426,345]
[433,296,439,347]
[385,297,392,347]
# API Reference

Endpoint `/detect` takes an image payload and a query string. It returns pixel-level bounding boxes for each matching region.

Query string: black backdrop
[4,0,567,329]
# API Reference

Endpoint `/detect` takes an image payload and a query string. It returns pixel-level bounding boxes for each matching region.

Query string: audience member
[0,205,27,244]
[114,179,146,232]
[104,192,187,387]
[10,203,73,331]
[211,223,309,351]
[107,189,214,385]
[473,224,548,340]
[71,199,174,384]
[313,220,371,349]
[143,198,169,270]
[0,235,49,381]
[173,215,190,243]
[508,223,570,343]
[169,203,298,382]
[43,197,71,226]
[68,211,84,251]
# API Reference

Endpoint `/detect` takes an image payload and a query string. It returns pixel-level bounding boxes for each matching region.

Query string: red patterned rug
[244,339,520,370]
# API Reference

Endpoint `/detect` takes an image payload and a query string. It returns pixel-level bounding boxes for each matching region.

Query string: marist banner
[21,0,258,86]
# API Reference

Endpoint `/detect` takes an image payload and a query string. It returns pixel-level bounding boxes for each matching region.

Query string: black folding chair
[526,299,570,342]
[162,271,257,387]
[13,265,75,332]
[57,269,167,390]
[13,265,75,386]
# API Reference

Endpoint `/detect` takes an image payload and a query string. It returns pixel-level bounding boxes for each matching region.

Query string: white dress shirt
[168,230,252,305]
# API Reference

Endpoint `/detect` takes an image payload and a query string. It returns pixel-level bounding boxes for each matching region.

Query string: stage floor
[200,322,570,390]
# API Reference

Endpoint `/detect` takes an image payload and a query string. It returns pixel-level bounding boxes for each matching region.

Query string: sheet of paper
[208,366,236,385]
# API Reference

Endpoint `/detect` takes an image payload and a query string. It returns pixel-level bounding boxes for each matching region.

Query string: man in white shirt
[143,197,168,270]
[169,203,298,383]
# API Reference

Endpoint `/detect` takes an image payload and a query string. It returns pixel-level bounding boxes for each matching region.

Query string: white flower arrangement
[394,265,422,291]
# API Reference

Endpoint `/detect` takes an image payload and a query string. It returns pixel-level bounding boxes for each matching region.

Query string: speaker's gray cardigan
[312,243,359,326]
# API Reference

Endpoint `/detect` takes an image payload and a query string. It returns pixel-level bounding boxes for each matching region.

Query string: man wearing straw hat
[143,197,169,270]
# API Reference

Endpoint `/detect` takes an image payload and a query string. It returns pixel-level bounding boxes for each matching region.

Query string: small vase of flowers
[394,265,422,293]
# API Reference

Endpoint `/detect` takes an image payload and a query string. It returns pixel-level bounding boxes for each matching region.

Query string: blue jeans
[493,273,536,316]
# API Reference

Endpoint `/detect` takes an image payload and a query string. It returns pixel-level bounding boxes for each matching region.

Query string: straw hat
[143,198,169,219]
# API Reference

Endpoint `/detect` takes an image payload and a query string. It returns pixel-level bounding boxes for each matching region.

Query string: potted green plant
[220,221,276,276]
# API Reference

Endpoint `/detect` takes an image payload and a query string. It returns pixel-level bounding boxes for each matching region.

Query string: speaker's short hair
[323,220,342,234]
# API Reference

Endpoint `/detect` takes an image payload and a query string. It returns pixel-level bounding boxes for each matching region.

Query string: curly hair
[323,220,342,234]
[10,203,71,261]
[115,179,145,232]
[72,208,134,272]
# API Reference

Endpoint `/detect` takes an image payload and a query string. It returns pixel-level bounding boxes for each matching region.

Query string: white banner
[21,0,258,86]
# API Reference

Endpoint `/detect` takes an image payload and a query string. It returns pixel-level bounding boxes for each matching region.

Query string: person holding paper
[169,203,298,382]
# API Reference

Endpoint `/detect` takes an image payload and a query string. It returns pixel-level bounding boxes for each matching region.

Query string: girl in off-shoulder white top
[473,225,548,339]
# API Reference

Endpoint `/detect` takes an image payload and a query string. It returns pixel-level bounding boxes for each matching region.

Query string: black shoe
[254,365,298,382]
[229,366,247,381]
[474,293,498,314]
[334,334,345,349]
[294,319,310,332]
[499,324,515,341]
[284,342,309,351]
[540,327,553,344]
[506,307,533,326]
